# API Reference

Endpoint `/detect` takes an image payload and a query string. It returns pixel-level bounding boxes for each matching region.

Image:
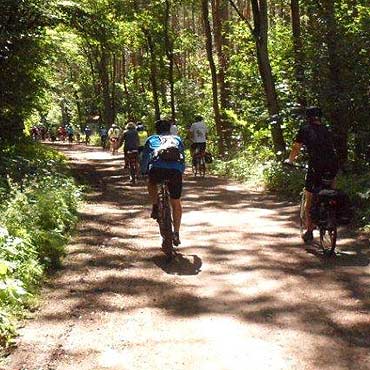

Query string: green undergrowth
[209,151,370,231]
[0,140,82,348]
[208,152,268,189]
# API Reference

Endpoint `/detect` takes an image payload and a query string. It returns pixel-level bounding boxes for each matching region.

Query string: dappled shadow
[151,253,202,275]
[21,143,369,369]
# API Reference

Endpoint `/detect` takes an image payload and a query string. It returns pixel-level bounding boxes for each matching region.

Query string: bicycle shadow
[152,253,202,275]
[305,241,369,267]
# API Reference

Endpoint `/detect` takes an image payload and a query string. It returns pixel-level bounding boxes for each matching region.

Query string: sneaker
[173,232,181,246]
[302,230,313,243]
[150,204,158,220]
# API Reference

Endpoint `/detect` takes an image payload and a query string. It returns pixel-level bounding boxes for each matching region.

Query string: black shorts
[191,142,206,153]
[305,167,338,193]
[148,168,183,199]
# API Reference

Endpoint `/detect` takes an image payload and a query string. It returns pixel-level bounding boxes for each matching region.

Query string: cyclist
[99,126,108,148]
[285,106,338,243]
[84,125,92,144]
[122,122,140,173]
[67,125,74,143]
[188,115,208,159]
[108,124,121,155]
[136,122,148,156]
[141,119,185,246]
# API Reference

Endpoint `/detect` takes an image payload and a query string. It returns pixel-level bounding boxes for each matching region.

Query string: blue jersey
[141,134,185,174]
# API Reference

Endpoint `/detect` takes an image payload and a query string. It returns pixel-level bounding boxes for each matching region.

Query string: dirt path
[3,143,370,370]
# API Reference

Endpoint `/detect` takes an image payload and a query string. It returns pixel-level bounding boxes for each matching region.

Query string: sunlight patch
[98,348,126,368]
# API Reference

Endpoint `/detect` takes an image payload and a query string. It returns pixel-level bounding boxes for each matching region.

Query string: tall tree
[290,0,306,106]
[228,0,286,156]
[201,0,225,154]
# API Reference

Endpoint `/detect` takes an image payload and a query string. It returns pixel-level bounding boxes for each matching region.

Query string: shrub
[0,141,81,347]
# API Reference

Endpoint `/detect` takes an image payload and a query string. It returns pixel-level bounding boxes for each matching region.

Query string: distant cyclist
[141,119,185,246]
[188,115,208,157]
[122,122,140,172]
[99,126,108,149]
[84,125,92,144]
[108,124,121,155]
[67,125,74,144]
[136,122,148,156]
[285,106,338,243]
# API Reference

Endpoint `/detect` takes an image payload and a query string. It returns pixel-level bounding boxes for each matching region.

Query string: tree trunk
[290,0,306,107]
[251,0,285,156]
[144,31,161,120]
[98,45,114,127]
[164,0,176,122]
[201,0,225,154]
[321,0,349,167]
[227,0,286,156]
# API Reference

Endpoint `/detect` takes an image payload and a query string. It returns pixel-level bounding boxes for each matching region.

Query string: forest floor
[2,143,370,370]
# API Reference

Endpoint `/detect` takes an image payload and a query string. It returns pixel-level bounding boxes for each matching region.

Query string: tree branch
[227,0,254,35]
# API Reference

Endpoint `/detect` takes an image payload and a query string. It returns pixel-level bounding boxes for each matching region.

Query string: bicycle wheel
[129,165,136,184]
[199,157,206,178]
[158,185,174,259]
[299,190,306,239]
[192,157,198,177]
[319,227,337,256]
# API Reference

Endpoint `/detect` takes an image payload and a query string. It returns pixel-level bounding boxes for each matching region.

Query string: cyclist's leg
[304,190,314,231]
[148,168,160,218]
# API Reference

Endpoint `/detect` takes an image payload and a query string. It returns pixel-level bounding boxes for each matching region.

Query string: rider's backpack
[154,135,184,162]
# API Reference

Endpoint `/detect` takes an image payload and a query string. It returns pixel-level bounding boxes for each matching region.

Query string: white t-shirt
[189,121,207,143]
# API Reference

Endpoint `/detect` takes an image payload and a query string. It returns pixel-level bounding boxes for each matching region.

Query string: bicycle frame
[192,150,206,177]
[157,181,175,260]
[126,150,139,184]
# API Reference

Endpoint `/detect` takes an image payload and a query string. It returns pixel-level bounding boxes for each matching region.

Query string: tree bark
[321,0,349,167]
[144,30,161,120]
[251,0,285,156]
[201,0,225,154]
[164,0,176,122]
[290,0,306,106]
[98,45,114,127]
[228,0,286,156]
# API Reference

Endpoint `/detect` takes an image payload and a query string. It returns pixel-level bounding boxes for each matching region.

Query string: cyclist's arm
[287,142,302,163]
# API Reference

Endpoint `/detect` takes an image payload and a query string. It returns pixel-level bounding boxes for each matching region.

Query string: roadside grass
[209,152,370,231]
[0,140,82,349]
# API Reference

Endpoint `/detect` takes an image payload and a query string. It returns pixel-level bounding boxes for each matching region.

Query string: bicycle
[285,162,338,256]
[126,150,139,184]
[157,180,176,262]
[192,149,206,177]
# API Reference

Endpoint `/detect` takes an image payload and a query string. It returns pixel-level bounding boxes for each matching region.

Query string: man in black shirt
[286,107,338,242]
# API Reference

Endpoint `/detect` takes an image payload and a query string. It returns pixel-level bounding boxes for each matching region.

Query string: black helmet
[195,115,203,122]
[306,106,322,118]
[155,119,171,134]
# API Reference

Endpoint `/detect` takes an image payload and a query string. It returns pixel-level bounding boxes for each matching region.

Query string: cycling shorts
[305,166,338,193]
[148,168,183,199]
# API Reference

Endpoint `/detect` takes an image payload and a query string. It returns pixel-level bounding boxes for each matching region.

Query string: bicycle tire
[158,184,174,259]
[319,227,337,255]
[199,157,206,178]
[192,157,198,177]
[299,190,306,239]
[129,166,136,184]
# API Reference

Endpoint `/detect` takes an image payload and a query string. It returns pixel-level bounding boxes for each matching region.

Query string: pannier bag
[204,152,213,164]
[310,189,352,226]
[154,135,184,162]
